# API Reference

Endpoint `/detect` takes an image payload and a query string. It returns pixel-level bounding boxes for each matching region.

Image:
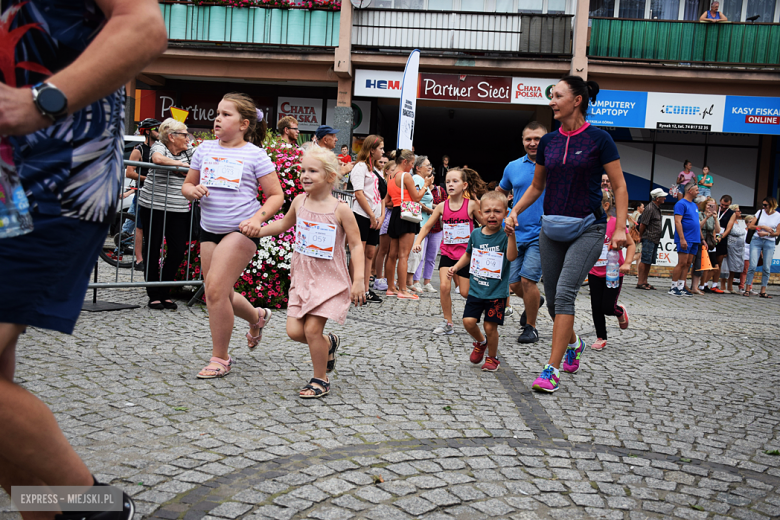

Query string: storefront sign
[277,97,323,132]
[723,96,780,136]
[326,99,371,135]
[418,73,513,103]
[354,69,404,99]
[509,77,557,106]
[587,90,648,128]
[645,93,726,133]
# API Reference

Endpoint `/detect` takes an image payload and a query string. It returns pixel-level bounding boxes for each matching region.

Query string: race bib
[294,218,337,260]
[469,249,504,279]
[594,243,609,267]
[443,222,470,245]
[200,156,244,190]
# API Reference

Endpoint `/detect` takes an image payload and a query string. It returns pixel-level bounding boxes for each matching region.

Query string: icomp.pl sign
[645,93,726,132]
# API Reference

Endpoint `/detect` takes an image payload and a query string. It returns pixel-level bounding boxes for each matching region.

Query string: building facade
[135,0,780,209]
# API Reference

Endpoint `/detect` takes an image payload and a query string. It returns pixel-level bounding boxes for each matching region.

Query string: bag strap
[400,171,406,204]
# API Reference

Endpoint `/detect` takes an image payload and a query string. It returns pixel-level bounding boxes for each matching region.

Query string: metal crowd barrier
[85,166,357,311]
[85,160,203,310]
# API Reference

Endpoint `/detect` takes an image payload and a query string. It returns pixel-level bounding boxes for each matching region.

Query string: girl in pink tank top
[413,168,486,334]
[259,147,366,399]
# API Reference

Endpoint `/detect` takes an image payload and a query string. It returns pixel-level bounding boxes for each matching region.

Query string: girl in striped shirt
[183,93,285,379]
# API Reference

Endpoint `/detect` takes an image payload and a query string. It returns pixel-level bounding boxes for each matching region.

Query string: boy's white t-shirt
[191,140,275,234]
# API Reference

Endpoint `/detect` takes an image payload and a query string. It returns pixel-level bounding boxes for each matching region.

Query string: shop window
[653,143,706,192]
[703,146,757,205]
[548,0,567,13]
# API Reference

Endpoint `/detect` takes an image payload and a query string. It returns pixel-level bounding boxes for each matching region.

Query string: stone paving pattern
[2,271,780,520]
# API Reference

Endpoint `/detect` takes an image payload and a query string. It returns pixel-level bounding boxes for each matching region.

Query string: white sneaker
[410,282,423,293]
[423,283,437,293]
[432,321,454,335]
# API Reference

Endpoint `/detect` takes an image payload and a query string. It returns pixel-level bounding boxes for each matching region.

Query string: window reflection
[590,0,616,16]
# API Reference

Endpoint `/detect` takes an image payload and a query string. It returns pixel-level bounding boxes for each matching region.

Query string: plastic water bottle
[0,137,33,239]
[606,249,620,288]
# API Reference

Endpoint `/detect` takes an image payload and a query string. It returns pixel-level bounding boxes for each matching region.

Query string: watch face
[38,87,67,115]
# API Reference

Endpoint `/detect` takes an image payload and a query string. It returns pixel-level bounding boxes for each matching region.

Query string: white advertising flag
[397,50,420,150]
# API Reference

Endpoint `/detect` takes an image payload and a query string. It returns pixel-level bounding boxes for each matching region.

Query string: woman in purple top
[676,160,695,200]
[509,76,628,394]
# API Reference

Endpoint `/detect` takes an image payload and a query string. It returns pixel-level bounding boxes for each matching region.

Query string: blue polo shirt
[499,155,544,245]
[673,198,701,245]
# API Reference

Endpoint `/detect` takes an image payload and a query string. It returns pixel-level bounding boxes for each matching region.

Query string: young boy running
[447,191,517,371]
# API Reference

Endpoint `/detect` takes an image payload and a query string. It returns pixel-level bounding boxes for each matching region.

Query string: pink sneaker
[617,304,629,329]
[591,338,607,351]
[562,336,585,373]
[532,364,560,393]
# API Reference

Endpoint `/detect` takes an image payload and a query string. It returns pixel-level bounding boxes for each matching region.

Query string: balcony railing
[352,10,572,55]
[159,2,341,47]
[589,17,780,67]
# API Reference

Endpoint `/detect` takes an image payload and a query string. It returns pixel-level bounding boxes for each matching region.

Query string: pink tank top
[440,198,473,260]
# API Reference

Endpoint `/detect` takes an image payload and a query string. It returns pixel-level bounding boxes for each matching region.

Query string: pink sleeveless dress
[287,196,351,324]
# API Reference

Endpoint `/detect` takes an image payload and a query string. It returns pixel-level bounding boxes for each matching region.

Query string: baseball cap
[650,188,668,199]
[315,125,340,139]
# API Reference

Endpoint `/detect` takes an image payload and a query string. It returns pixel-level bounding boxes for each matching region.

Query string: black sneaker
[517,324,539,344]
[520,295,545,327]
[134,261,145,272]
[366,290,383,303]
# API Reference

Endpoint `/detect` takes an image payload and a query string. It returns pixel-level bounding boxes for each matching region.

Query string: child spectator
[446,191,517,371]
[588,191,635,351]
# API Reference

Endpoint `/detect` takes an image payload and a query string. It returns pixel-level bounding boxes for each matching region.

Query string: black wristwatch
[31,82,68,122]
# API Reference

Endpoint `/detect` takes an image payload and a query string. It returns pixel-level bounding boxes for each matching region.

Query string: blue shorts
[640,239,659,265]
[675,241,699,256]
[0,214,109,334]
[508,240,542,284]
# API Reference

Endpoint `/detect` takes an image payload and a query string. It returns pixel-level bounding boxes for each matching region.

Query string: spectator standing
[697,166,714,198]
[410,156,438,292]
[725,205,745,293]
[125,117,161,271]
[137,118,195,310]
[694,198,721,294]
[676,160,696,200]
[509,76,628,394]
[315,125,353,179]
[628,202,644,269]
[277,116,300,146]
[338,144,352,164]
[740,215,756,293]
[699,1,728,21]
[588,191,635,351]
[636,188,666,289]
[0,0,167,516]
[744,197,780,298]
[714,194,735,291]
[372,161,396,291]
[497,121,547,344]
[349,135,386,303]
[437,154,451,186]
[669,182,700,296]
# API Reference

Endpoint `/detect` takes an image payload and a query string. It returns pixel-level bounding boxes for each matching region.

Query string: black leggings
[588,275,624,340]
[138,206,192,301]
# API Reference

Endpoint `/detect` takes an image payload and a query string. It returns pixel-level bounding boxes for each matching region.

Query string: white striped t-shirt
[190,140,276,234]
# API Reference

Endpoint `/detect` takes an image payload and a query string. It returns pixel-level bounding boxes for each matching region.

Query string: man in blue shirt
[670,182,701,296]
[497,122,547,343]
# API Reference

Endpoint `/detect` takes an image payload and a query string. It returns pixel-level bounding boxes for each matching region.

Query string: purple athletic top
[536,122,619,223]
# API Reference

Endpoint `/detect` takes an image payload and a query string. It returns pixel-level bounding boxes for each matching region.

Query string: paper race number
[443,222,470,245]
[200,156,244,190]
[469,249,503,279]
[294,218,337,260]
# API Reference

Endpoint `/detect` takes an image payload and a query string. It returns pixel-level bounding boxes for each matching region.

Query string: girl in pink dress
[258,147,365,398]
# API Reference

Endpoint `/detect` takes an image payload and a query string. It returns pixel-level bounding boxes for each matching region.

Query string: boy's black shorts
[462,294,506,325]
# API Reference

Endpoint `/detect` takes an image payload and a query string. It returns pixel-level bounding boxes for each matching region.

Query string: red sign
[417,74,512,103]
[746,115,779,125]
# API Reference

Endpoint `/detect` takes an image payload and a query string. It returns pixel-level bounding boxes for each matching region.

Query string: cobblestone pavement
[2,269,780,520]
